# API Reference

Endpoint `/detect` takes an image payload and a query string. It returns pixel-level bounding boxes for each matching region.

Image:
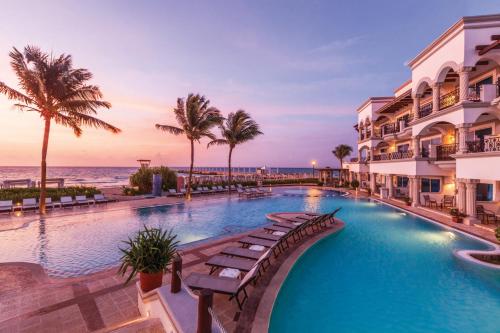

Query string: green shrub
[119,225,179,283]
[495,227,500,242]
[351,180,360,189]
[129,166,177,194]
[0,186,101,204]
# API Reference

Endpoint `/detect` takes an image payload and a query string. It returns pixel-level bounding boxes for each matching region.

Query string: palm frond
[0,82,34,104]
[155,124,184,135]
[70,112,121,134]
[207,139,229,148]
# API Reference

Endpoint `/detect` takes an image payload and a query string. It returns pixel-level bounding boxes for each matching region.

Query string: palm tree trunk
[186,139,194,200]
[39,117,51,214]
[340,159,343,184]
[228,147,233,193]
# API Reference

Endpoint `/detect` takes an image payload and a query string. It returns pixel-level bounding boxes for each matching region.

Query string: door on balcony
[474,127,493,151]
[421,138,441,158]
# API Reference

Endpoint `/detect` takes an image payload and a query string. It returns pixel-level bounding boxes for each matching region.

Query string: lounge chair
[45,197,58,209]
[21,198,38,211]
[423,195,437,208]
[196,187,206,194]
[184,262,260,310]
[477,205,498,225]
[217,185,225,192]
[94,193,110,203]
[441,195,454,209]
[238,236,276,248]
[220,246,266,260]
[75,195,93,206]
[211,186,221,193]
[237,188,253,198]
[60,196,75,207]
[203,186,214,194]
[0,200,13,213]
[167,189,178,197]
[206,248,272,277]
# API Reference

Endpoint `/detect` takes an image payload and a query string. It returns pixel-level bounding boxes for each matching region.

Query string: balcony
[418,102,433,118]
[436,143,458,161]
[372,150,414,161]
[438,88,459,110]
[380,116,413,136]
[466,135,500,153]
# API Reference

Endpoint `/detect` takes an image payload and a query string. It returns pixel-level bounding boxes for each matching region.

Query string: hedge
[0,186,101,204]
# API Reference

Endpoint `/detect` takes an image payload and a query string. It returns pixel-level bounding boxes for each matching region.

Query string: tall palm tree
[156,94,223,199]
[208,110,263,191]
[0,46,120,214]
[332,144,353,183]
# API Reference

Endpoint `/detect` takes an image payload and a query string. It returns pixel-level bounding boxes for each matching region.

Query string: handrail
[436,143,457,160]
[176,270,199,299]
[208,307,227,333]
[439,88,459,110]
[372,150,413,161]
[418,102,432,118]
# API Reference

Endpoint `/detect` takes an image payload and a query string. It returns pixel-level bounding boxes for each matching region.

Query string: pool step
[100,317,164,333]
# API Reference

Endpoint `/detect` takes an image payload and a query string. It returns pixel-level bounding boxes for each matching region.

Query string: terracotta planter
[140,271,163,292]
[452,216,463,223]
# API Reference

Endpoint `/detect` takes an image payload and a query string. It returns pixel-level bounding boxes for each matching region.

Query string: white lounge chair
[75,195,93,206]
[45,197,58,209]
[22,198,38,211]
[0,200,13,213]
[60,196,75,207]
[217,185,225,191]
[94,194,110,203]
[167,189,178,197]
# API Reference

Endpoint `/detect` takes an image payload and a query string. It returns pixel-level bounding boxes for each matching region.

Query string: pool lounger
[94,194,111,203]
[60,196,75,207]
[238,236,276,248]
[75,195,94,206]
[0,200,14,213]
[184,261,260,310]
[206,248,272,276]
[220,246,265,260]
[21,198,38,211]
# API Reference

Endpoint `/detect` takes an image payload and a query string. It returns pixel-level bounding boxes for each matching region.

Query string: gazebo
[316,167,341,186]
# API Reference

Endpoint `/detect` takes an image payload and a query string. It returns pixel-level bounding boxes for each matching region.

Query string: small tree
[332,144,353,182]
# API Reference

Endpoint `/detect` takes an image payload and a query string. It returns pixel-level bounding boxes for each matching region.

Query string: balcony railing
[439,88,459,110]
[418,102,433,118]
[466,135,500,153]
[372,150,414,161]
[436,143,458,161]
[381,123,396,135]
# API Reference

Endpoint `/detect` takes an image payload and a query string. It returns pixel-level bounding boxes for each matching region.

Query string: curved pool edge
[369,198,500,271]
[250,215,345,333]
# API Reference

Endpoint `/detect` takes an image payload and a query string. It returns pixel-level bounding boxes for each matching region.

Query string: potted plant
[403,196,411,206]
[449,208,465,223]
[119,225,179,292]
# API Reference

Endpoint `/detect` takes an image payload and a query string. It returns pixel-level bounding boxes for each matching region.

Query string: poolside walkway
[0,211,342,333]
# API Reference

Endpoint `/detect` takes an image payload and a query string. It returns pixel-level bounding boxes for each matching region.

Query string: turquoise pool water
[270,198,500,333]
[0,187,335,277]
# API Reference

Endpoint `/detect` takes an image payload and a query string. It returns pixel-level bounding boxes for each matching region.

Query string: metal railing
[381,123,396,135]
[466,135,500,153]
[439,88,459,110]
[372,150,413,161]
[418,102,433,118]
[436,143,458,161]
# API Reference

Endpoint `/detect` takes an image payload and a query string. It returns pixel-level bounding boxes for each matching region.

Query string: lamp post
[311,160,316,177]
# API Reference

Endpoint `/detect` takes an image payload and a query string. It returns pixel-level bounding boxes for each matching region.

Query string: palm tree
[332,144,353,183]
[208,110,263,191]
[156,94,223,199]
[0,46,120,214]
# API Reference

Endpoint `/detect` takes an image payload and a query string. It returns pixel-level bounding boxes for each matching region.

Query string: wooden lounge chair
[441,195,454,209]
[60,196,75,207]
[0,200,13,213]
[94,194,110,203]
[476,205,498,225]
[75,195,93,206]
[423,195,437,208]
[220,246,265,260]
[184,263,260,310]
[238,236,275,248]
[206,248,273,276]
[21,198,38,211]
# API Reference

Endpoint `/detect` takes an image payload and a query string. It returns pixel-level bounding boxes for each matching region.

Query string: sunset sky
[1,0,498,168]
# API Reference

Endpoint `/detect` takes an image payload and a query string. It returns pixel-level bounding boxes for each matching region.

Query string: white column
[412,94,421,118]
[464,179,479,225]
[432,82,441,112]
[370,173,377,193]
[456,123,471,154]
[408,177,413,201]
[410,176,419,207]
[387,174,394,198]
[457,179,466,213]
[412,136,420,158]
[459,66,473,102]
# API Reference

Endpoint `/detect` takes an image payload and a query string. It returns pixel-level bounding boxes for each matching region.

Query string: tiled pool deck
[0,189,498,332]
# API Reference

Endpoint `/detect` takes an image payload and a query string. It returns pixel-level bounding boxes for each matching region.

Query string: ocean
[0,166,314,188]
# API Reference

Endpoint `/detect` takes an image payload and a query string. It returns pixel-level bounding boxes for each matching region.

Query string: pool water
[270,198,500,333]
[0,187,338,277]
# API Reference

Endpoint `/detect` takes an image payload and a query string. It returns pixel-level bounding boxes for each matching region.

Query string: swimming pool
[270,198,500,333]
[0,187,338,277]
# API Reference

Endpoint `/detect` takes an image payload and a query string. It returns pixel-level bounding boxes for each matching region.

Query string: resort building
[345,14,500,225]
